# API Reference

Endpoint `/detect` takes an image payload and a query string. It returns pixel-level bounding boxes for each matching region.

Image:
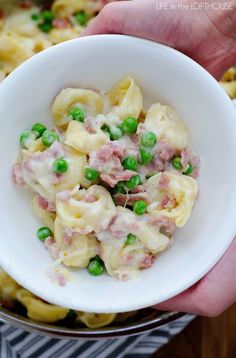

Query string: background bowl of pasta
[0,34,236,315]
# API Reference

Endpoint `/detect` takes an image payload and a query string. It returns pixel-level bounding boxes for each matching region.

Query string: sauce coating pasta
[13,77,200,281]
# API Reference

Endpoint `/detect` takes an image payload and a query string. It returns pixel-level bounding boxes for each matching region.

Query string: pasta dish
[0,0,234,329]
[13,77,200,281]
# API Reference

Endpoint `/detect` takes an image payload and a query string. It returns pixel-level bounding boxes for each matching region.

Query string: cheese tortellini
[65,120,109,154]
[52,88,104,128]
[54,217,96,267]
[0,0,108,81]
[14,76,200,282]
[56,185,116,234]
[106,76,143,120]
[16,288,69,323]
[144,103,190,150]
[145,171,198,227]
[20,144,87,203]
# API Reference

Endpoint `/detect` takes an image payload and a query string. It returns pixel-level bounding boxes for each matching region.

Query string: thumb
[83,1,133,36]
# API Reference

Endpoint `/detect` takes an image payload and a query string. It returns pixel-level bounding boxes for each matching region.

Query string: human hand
[83,0,236,80]
[154,238,236,317]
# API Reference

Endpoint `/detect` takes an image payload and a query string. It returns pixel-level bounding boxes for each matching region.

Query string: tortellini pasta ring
[144,103,190,150]
[106,76,143,120]
[16,289,69,323]
[52,88,104,128]
[145,171,198,227]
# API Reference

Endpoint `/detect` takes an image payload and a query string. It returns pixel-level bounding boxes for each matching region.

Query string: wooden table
[152,303,236,358]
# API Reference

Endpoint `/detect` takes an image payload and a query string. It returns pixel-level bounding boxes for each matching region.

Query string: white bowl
[0,35,236,313]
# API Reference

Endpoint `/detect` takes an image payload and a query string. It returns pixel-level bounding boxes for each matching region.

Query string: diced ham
[52,18,70,29]
[83,194,97,203]
[98,210,140,241]
[140,254,156,268]
[158,173,170,190]
[96,141,124,160]
[180,149,200,178]
[44,237,60,260]
[109,213,140,239]
[130,185,146,194]
[48,141,65,159]
[89,142,136,187]
[159,195,175,209]
[48,270,67,287]
[101,170,135,187]
[12,163,25,186]
[19,0,33,9]
[63,233,73,246]
[114,192,151,206]
[155,140,175,162]
[0,10,5,20]
[149,215,175,234]
[36,193,56,212]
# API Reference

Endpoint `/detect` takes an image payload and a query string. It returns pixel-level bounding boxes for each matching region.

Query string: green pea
[42,130,60,147]
[88,257,104,276]
[126,175,141,190]
[139,148,154,165]
[41,10,55,22]
[172,156,183,171]
[52,159,68,174]
[113,181,127,194]
[69,107,86,122]
[109,124,124,140]
[141,132,157,147]
[133,200,148,215]
[65,310,77,321]
[20,130,37,149]
[101,124,110,133]
[32,123,47,138]
[122,156,138,171]
[74,11,88,26]
[38,21,53,33]
[84,167,100,181]
[183,163,193,175]
[122,117,138,134]
[31,13,41,21]
[37,227,52,241]
[125,233,137,245]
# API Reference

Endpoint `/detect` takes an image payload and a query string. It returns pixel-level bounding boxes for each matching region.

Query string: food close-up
[0,0,236,357]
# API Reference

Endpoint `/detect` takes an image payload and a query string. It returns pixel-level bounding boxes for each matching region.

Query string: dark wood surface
[151,303,236,358]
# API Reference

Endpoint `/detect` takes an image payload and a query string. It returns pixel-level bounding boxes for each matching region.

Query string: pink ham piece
[44,237,60,260]
[36,193,56,212]
[180,149,200,178]
[19,0,33,9]
[52,19,70,29]
[48,270,67,287]
[158,173,170,191]
[159,195,175,209]
[149,215,175,235]
[12,163,25,186]
[140,254,156,268]
[89,142,136,187]
[63,233,73,246]
[114,192,151,206]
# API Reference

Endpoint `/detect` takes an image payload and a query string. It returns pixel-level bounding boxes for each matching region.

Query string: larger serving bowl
[0,35,236,313]
[0,306,183,339]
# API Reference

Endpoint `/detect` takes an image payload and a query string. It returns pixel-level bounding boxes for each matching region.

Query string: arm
[84,0,236,80]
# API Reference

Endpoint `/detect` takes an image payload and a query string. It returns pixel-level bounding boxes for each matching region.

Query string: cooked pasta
[0,0,113,81]
[0,269,120,327]
[13,76,200,281]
